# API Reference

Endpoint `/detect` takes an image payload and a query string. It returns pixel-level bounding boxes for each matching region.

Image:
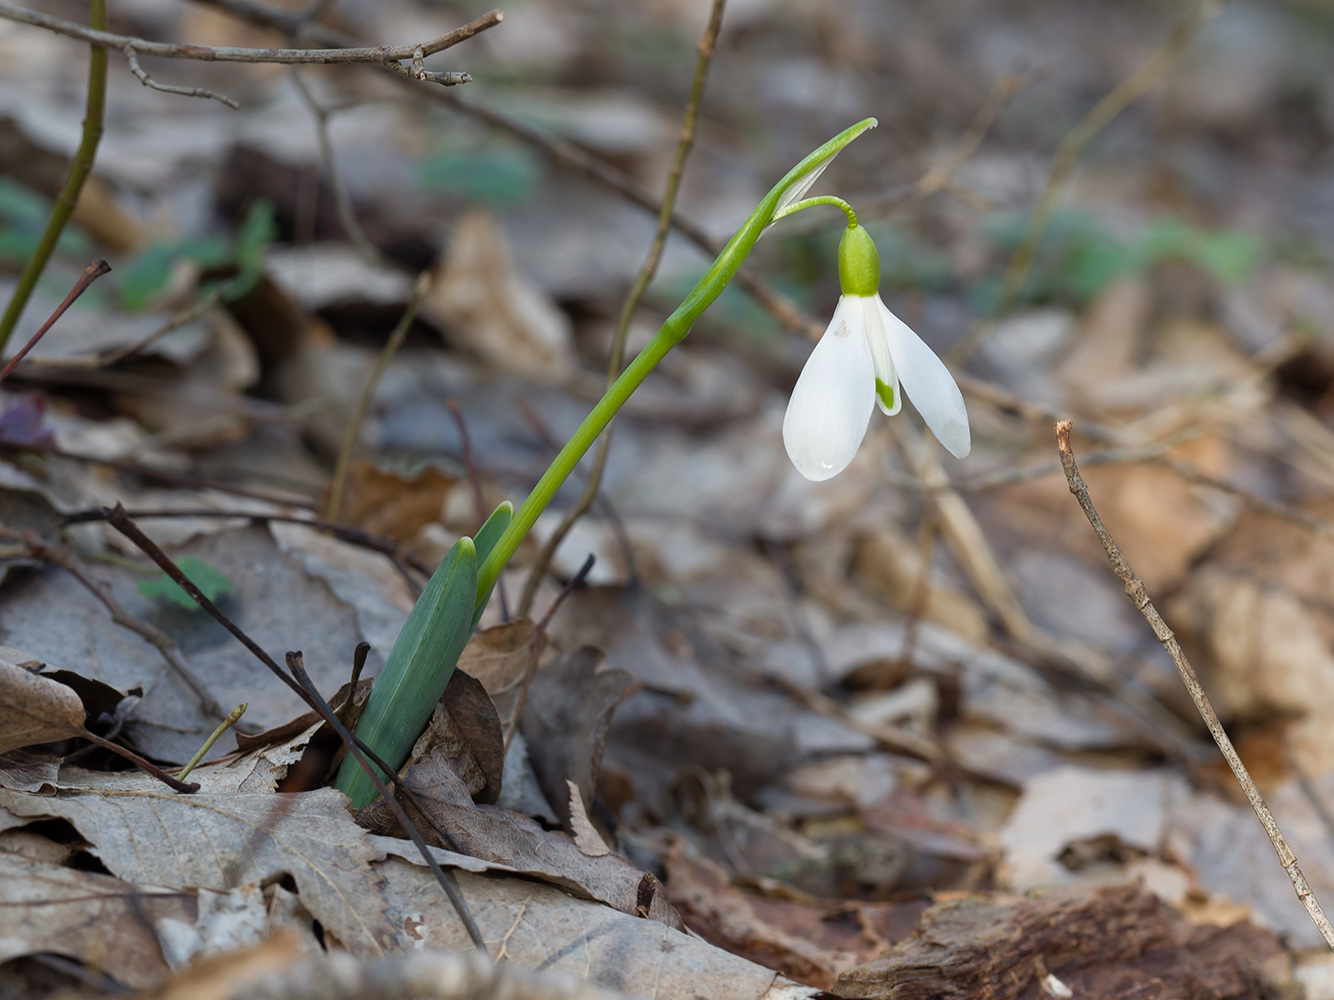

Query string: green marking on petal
[875,378,895,410]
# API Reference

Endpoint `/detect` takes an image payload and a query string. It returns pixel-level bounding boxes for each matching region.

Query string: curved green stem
[474,117,878,608]
[770,195,858,228]
[0,0,108,354]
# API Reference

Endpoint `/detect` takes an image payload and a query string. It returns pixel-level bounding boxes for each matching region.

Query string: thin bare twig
[3,525,228,721]
[1055,418,1334,951]
[0,2,496,72]
[72,725,201,792]
[517,0,726,617]
[100,504,486,952]
[289,70,387,266]
[325,271,431,522]
[0,259,111,382]
[16,287,224,371]
[122,42,238,107]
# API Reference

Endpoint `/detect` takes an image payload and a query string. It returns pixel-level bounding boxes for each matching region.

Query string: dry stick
[891,432,1197,758]
[0,258,111,382]
[0,0,106,355]
[516,0,727,617]
[0,2,495,70]
[949,0,1222,366]
[290,70,387,267]
[325,272,431,522]
[188,0,822,340]
[18,287,224,371]
[122,41,238,107]
[71,725,200,792]
[5,526,228,721]
[100,504,486,952]
[1055,419,1334,951]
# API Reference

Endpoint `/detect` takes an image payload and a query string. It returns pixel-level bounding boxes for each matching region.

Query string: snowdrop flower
[783,224,970,481]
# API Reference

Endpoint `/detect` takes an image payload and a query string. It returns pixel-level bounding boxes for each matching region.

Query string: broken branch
[1056,418,1334,951]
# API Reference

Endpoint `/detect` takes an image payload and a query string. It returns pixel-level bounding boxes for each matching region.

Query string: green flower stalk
[335,118,877,809]
[471,117,879,607]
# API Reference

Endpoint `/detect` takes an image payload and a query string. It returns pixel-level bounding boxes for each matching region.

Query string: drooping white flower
[783,224,969,482]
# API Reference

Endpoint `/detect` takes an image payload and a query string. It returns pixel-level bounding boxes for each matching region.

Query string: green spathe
[838,224,880,297]
[334,535,478,809]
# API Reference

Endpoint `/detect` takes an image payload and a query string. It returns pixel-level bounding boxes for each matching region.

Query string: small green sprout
[137,555,233,610]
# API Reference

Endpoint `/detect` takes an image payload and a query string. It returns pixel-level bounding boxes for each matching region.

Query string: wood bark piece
[835,882,1289,1000]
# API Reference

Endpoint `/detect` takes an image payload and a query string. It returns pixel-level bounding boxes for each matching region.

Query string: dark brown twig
[100,504,485,951]
[17,288,224,371]
[0,259,111,383]
[516,0,725,616]
[1056,419,1334,951]
[73,725,200,792]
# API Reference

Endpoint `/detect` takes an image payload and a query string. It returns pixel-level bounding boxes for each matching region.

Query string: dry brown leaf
[458,619,538,695]
[521,646,635,837]
[359,751,680,927]
[0,750,60,792]
[443,668,505,805]
[0,786,398,956]
[373,847,781,1000]
[322,461,454,543]
[0,646,85,753]
[425,210,576,381]
[0,852,194,988]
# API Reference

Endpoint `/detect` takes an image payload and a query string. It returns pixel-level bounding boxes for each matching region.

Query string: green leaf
[136,556,233,610]
[334,536,478,809]
[226,200,277,302]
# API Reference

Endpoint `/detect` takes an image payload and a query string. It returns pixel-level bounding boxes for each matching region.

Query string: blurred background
[4,0,1334,993]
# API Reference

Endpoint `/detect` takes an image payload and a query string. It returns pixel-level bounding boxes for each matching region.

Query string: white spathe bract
[783,294,970,482]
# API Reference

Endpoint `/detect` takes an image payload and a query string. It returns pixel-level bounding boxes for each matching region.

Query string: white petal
[859,296,902,416]
[783,297,876,481]
[877,297,971,459]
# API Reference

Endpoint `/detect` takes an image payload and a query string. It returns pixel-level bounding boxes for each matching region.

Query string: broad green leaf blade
[470,501,512,629]
[136,556,233,610]
[335,536,478,809]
